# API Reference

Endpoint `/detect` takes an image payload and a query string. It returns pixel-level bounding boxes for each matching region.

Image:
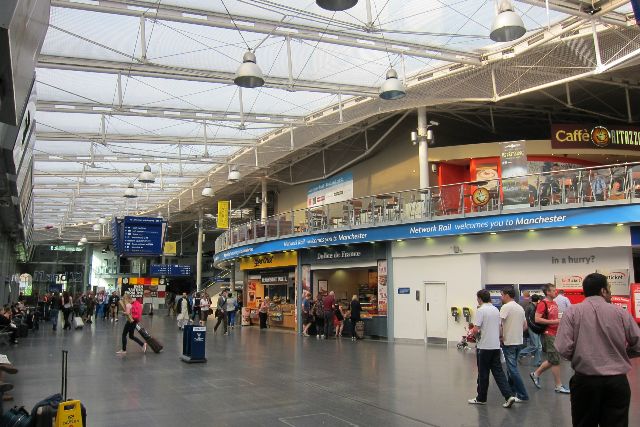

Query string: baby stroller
[456,323,477,350]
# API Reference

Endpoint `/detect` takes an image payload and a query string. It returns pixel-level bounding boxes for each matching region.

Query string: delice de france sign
[214,204,640,263]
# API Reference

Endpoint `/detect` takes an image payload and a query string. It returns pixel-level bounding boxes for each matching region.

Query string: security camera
[429,120,439,126]
[411,131,418,146]
[426,129,435,146]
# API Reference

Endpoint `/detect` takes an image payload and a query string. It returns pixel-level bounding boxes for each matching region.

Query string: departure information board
[150,264,192,276]
[122,216,165,256]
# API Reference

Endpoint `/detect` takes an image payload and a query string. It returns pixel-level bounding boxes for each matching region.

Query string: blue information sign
[150,264,192,276]
[397,287,411,294]
[121,216,165,256]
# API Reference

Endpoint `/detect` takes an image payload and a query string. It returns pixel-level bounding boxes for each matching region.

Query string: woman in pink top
[116,294,146,355]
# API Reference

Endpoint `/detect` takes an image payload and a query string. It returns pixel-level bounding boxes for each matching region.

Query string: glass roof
[33,0,622,231]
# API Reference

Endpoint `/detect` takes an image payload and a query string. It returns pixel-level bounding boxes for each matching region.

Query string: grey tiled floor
[4,315,639,427]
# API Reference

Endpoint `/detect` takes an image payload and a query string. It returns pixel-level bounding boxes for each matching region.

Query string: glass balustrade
[215,163,640,253]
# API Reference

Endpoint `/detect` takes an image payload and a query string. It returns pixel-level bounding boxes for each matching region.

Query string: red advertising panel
[611,296,633,317]
[630,284,640,324]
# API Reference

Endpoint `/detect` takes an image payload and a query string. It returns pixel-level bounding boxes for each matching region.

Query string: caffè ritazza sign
[551,124,640,150]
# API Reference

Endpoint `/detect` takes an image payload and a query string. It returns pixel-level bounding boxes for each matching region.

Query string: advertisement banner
[301,265,311,293]
[239,252,298,270]
[596,269,630,296]
[551,124,640,151]
[631,284,640,323]
[554,274,584,290]
[217,200,230,229]
[377,260,388,316]
[307,172,353,208]
[500,141,529,209]
[163,241,177,256]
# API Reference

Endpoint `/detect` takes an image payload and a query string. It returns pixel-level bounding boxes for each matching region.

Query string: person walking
[61,291,73,331]
[226,292,238,329]
[334,302,345,338]
[49,292,61,331]
[176,292,191,330]
[554,289,572,314]
[301,292,312,337]
[116,294,146,355]
[214,290,229,335]
[529,284,571,394]
[556,273,640,427]
[199,292,211,326]
[313,295,324,339]
[191,292,201,324]
[258,296,269,330]
[108,291,120,322]
[468,289,516,408]
[519,294,543,366]
[500,288,529,403]
[323,291,336,339]
[349,294,362,341]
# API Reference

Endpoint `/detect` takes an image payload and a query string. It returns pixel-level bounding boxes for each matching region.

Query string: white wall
[485,247,632,284]
[391,226,633,343]
[393,254,483,342]
[90,248,118,292]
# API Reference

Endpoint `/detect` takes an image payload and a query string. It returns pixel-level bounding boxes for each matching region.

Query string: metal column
[417,107,430,190]
[196,210,203,292]
[261,177,268,223]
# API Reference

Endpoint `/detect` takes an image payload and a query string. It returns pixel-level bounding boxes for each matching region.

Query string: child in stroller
[456,322,477,350]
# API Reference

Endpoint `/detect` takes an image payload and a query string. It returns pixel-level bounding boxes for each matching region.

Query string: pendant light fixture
[490,0,526,42]
[138,164,155,184]
[234,51,265,88]
[379,68,406,100]
[98,216,107,225]
[228,166,241,183]
[316,0,358,11]
[80,235,88,244]
[92,224,101,232]
[123,183,138,198]
[202,180,214,197]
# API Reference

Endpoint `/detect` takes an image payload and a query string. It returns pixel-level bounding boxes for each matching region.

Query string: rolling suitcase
[1,406,31,426]
[355,320,365,339]
[73,316,84,329]
[135,323,163,353]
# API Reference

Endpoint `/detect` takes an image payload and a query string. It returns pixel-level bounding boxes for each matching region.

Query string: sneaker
[316,335,320,340]
[514,397,528,403]
[555,385,570,394]
[116,350,126,355]
[467,398,486,405]
[529,372,541,389]
[142,343,147,353]
[503,397,516,408]
[224,332,229,336]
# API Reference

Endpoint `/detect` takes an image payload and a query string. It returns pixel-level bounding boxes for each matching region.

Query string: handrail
[215,161,640,253]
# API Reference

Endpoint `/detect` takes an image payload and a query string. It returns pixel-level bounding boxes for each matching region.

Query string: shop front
[300,243,388,338]
[240,252,298,330]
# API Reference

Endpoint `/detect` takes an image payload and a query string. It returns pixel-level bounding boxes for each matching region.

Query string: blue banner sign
[122,216,165,256]
[398,288,411,294]
[150,264,192,276]
[214,205,640,263]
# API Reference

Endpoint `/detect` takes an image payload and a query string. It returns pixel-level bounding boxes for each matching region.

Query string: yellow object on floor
[55,400,83,427]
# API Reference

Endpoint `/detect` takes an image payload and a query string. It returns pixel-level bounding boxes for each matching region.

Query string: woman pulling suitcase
[116,294,146,355]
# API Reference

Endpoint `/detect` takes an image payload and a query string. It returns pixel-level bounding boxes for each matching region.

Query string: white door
[424,282,448,343]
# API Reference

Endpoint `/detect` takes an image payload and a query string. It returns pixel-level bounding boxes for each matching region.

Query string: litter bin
[180,325,207,363]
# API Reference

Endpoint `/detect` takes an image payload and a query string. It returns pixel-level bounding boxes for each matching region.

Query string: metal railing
[215,162,640,253]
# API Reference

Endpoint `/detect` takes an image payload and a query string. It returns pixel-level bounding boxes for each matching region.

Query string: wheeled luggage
[355,320,365,339]
[1,406,31,426]
[73,317,84,329]
[135,323,163,353]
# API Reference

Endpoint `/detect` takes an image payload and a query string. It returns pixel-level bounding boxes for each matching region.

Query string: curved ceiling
[32,0,640,241]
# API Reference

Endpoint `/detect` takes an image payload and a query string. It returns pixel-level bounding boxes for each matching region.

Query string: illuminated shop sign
[551,124,640,150]
[214,204,640,263]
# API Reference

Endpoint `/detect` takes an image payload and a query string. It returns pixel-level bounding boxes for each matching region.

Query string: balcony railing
[215,162,640,253]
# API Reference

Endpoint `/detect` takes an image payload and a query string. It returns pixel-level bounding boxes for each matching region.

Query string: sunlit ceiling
[33,0,639,240]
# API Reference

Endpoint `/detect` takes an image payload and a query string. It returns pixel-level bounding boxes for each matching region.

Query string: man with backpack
[529,284,570,394]
[520,294,543,366]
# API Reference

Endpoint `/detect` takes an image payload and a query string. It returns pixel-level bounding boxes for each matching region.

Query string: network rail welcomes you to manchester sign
[214,205,640,263]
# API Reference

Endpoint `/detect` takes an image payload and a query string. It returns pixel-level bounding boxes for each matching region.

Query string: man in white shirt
[554,289,571,314]
[468,289,516,408]
[500,288,529,402]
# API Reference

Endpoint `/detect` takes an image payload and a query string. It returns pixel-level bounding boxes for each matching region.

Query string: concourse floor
[4,315,639,427]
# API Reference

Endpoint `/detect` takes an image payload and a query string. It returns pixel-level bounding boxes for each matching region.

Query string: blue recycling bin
[180,325,207,363]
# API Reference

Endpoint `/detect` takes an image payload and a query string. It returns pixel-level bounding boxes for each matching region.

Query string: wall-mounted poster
[377,260,388,316]
[501,141,529,209]
[554,274,584,290]
[307,172,353,208]
[318,280,328,294]
[596,269,630,296]
[301,264,311,293]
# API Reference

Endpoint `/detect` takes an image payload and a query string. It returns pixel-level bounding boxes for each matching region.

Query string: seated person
[609,179,625,200]
[0,308,18,345]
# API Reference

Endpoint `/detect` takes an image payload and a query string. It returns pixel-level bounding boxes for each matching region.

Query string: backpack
[526,300,548,335]
[130,301,142,321]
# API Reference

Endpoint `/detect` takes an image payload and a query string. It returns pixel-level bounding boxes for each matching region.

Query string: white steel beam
[34,154,227,165]
[516,0,630,26]
[35,132,256,146]
[34,170,205,177]
[37,55,379,97]
[49,0,481,65]
[37,100,306,126]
